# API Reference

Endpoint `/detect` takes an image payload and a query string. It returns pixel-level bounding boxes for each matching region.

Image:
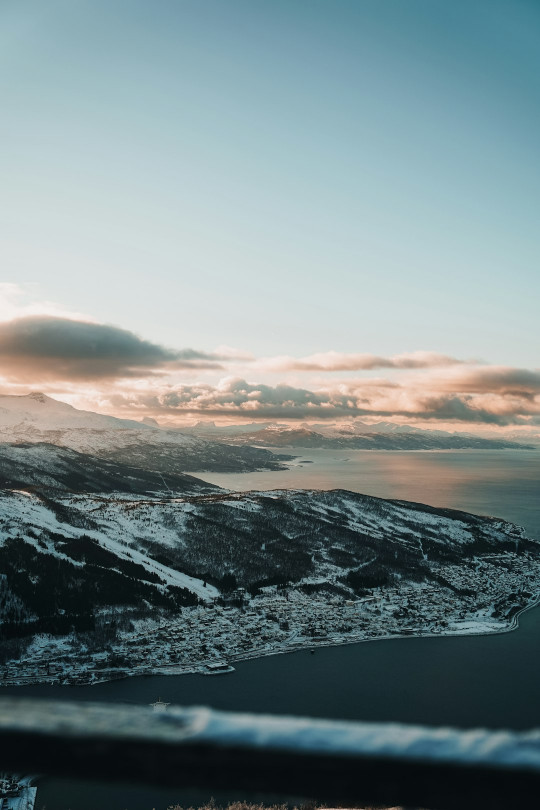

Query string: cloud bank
[259,351,471,372]
[105,374,540,427]
[0,316,226,380]
[0,314,537,429]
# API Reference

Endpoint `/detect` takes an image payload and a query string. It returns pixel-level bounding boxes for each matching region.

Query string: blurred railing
[1,696,540,809]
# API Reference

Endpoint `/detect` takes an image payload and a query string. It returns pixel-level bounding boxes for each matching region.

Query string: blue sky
[1,1,539,427]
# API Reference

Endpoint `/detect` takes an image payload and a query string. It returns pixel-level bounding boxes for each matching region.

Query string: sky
[1,0,539,431]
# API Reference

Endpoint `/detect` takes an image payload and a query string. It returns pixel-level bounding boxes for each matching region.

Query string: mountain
[0,443,219,496]
[177,421,281,437]
[179,419,534,449]
[309,420,452,437]
[0,399,537,682]
[0,393,291,473]
[209,425,533,450]
[0,483,535,641]
[0,489,217,646]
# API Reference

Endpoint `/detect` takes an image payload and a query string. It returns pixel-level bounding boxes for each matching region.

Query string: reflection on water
[196,449,540,539]
[9,449,540,809]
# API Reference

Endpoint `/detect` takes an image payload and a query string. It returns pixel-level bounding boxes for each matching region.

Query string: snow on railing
[0,696,539,809]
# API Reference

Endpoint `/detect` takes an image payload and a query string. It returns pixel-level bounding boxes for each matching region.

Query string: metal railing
[1,696,540,809]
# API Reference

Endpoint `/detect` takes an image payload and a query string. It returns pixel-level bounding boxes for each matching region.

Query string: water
[7,448,540,808]
[8,602,540,729]
[9,604,540,809]
[196,448,540,539]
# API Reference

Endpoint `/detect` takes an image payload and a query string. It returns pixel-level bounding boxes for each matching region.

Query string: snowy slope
[0,483,536,646]
[0,391,159,432]
[0,489,218,601]
[0,486,531,595]
[0,393,288,472]
[0,392,196,450]
[0,442,218,495]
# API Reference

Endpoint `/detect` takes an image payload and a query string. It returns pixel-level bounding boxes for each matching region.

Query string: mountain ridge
[0,393,291,473]
[204,425,533,451]
[0,442,219,496]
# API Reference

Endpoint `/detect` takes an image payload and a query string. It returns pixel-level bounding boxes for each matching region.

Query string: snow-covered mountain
[0,393,290,472]
[178,420,280,436]
[0,392,155,435]
[0,394,536,674]
[0,483,535,640]
[0,443,218,495]
[181,419,535,449]
[209,424,532,451]
[309,420,451,437]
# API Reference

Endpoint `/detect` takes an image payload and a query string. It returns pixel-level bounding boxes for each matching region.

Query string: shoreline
[192,593,540,673]
[5,596,539,689]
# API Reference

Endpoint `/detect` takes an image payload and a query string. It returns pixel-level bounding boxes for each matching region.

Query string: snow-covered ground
[0,392,198,454]
[0,393,286,476]
[1,480,539,687]
[0,490,218,601]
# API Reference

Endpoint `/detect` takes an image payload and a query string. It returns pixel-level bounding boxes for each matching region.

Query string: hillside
[0,393,291,473]
[0,443,219,496]
[0,484,536,637]
[0,421,538,684]
[1,469,539,684]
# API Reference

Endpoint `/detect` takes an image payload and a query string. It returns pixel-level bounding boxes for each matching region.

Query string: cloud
[99,370,540,427]
[105,377,370,420]
[0,316,228,381]
[0,310,536,429]
[99,375,538,426]
[395,394,518,425]
[432,366,540,399]
[258,350,471,372]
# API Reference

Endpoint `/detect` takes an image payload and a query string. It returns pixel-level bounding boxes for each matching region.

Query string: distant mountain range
[179,419,456,437]
[0,393,290,473]
[1,396,530,466]
[183,423,534,451]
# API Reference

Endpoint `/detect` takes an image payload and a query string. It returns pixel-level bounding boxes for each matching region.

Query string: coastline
[5,595,539,689]
[86,591,540,683]
[176,593,540,676]
[3,448,539,692]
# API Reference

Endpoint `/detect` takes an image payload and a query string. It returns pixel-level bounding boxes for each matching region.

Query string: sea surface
[10,604,540,810]
[196,448,540,540]
[7,448,540,809]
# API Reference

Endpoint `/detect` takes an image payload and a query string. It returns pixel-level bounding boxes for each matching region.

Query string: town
[3,548,540,687]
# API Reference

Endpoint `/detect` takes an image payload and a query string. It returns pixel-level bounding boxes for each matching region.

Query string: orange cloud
[427,366,540,398]
[99,375,540,426]
[0,312,536,429]
[258,350,473,372]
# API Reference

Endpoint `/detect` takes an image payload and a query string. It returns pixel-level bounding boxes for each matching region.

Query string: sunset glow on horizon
[1,1,538,435]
